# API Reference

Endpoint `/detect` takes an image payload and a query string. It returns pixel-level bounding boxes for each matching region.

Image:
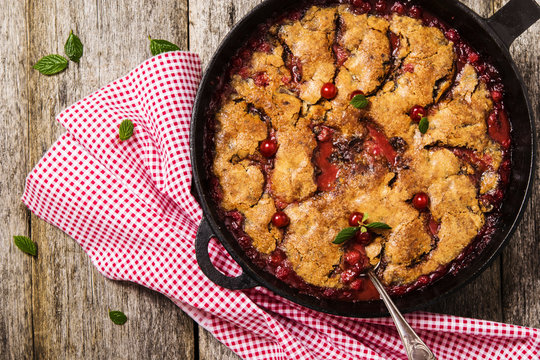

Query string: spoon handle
[368,271,437,360]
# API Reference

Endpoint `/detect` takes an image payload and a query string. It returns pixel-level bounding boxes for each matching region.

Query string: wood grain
[502,14,540,328]
[188,1,262,358]
[0,0,33,359]
[25,0,194,358]
[0,0,538,358]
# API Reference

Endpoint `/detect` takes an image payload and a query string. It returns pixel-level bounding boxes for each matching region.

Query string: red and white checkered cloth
[22,52,539,360]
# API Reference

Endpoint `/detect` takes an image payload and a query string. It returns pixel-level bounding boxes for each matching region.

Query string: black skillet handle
[195,218,259,290]
[487,0,540,48]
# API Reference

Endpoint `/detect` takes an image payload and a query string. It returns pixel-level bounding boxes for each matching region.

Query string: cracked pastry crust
[212,4,509,292]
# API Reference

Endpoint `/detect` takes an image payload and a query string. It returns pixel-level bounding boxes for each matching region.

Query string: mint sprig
[109,310,127,325]
[333,227,360,244]
[419,117,429,134]
[13,236,37,257]
[33,54,68,75]
[64,30,83,63]
[149,37,180,56]
[332,214,391,245]
[364,222,392,230]
[350,94,369,109]
[119,119,134,141]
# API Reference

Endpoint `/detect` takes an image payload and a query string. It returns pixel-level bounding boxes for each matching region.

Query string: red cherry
[412,192,430,210]
[349,90,365,100]
[349,279,365,291]
[355,231,372,245]
[351,0,364,7]
[348,212,365,227]
[468,52,480,64]
[271,211,290,228]
[491,91,503,102]
[416,275,430,287]
[321,82,338,100]
[361,2,372,13]
[345,250,361,265]
[445,29,460,43]
[409,105,427,123]
[351,257,370,273]
[409,6,423,18]
[391,2,406,15]
[259,139,278,157]
[269,250,285,267]
[340,269,358,284]
[275,265,290,279]
[375,0,387,12]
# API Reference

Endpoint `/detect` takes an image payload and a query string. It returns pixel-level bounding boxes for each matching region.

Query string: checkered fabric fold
[22,52,539,360]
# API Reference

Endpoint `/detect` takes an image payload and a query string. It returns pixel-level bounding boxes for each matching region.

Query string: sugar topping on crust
[213,4,506,290]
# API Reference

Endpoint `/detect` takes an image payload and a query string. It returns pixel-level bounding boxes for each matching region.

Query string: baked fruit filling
[210,1,511,300]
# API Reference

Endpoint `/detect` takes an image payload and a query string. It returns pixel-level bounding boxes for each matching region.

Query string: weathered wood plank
[501,15,540,328]
[0,0,33,359]
[26,0,195,358]
[188,0,263,358]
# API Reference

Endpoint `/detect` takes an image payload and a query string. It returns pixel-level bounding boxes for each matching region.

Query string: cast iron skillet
[190,0,539,317]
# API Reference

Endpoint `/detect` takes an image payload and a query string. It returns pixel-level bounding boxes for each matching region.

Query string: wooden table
[1,0,538,358]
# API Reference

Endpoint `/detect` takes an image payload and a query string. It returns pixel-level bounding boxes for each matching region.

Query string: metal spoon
[365,264,437,360]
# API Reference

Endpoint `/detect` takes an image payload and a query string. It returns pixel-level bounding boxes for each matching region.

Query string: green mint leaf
[419,117,429,134]
[64,30,83,63]
[364,222,392,230]
[350,94,369,109]
[332,227,359,244]
[118,119,134,141]
[149,37,180,56]
[33,54,68,75]
[362,213,369,223]
[109,310,127,325]
[13,236,37,257]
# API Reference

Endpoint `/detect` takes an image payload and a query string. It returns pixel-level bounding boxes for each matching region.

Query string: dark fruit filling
[208,0,512,302]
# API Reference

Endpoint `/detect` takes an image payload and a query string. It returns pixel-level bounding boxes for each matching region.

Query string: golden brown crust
[216,161,265,212]
[338,9,391,94]
[369,15,456,142]
[279,6,337,104]
[283,193,347,288]
[244,194,282,254]
[421,64,494,152]
[213,6,505,290]
[270,118,317,203]
[214,101,267,162]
